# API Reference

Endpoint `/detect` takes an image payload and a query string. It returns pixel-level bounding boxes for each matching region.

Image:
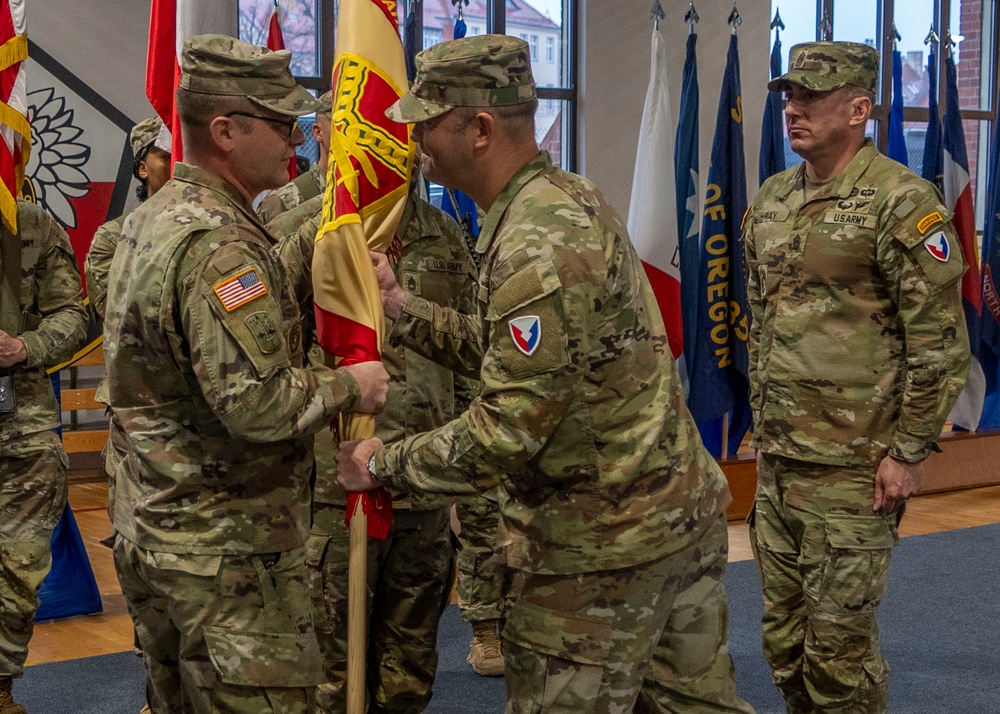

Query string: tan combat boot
[467,619,504,677]
[0,678,26,714]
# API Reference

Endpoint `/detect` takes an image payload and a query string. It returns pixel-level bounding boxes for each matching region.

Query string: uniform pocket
[502,598,610,713]
[819,514,897,613]
[203,625,323,688]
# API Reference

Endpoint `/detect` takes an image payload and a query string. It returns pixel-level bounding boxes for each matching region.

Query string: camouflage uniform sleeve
[389,292,484,381]
[743,208,763,446]
[180,233,359,443]
[378,257,571,495]
[19,210,87,368]
[274,212,319,313]
[84,218,121,323]
[879,202,970,462]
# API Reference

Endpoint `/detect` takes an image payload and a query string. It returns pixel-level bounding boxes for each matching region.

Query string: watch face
[368,454,377,476]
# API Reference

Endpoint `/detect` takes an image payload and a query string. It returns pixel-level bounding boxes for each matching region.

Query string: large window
[771,0,999,227]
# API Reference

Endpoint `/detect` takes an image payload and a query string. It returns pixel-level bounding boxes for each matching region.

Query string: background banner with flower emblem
[25,41,133,366]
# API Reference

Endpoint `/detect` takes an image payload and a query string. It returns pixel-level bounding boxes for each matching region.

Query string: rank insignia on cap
[917,211,944,234]
[924,232,951,262]
[509,315,541,356]
[214,268,268,312]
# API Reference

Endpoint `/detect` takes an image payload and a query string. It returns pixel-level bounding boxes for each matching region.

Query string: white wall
[581,0,772,219]
[31,1,153,124]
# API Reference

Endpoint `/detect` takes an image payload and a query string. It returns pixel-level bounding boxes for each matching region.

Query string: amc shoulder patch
[924,232,951,262]
[917,211,944,235]
[214,268,268,312]
[509,315,541,356]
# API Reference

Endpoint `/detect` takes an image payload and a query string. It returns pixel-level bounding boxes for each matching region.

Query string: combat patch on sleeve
[908,229,965,292]
[917,211,945,235]
[214,268,268,312]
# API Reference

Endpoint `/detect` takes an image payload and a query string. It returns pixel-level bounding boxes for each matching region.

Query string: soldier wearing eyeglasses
[102,35,389,713]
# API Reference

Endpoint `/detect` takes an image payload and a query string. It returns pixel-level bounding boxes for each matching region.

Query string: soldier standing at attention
[745,42,971,713]
[256,90,332,225]
[337,35,754,713]
[103,35,388,713]
[0,199,87,714]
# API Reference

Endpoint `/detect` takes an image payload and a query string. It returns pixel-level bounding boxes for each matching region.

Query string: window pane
[772,0,817,53]
[952,0,995,110]
[893,0,934,109]
[536,99,569,170]
[508,0,564,89]
[238,0,321,77]
[832,0,878,48]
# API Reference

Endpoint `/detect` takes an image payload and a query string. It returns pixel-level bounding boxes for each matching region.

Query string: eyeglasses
[225,111,299,139]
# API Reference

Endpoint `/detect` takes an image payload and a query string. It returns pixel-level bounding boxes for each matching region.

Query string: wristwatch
[367,453,378,483]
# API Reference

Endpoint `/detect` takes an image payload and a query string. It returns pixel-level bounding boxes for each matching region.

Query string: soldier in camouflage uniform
[102,35,389,713]
[745,42,971,714]
[256,90,332,225]
[337,35,754,713]
[0,199,88,714]
[268,183,478,712]
[85,115,171,326]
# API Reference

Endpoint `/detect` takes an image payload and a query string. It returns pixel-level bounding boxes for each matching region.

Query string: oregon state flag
[313,0,413,537]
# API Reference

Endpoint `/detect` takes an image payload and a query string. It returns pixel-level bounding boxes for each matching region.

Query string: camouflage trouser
[306,502,455,714]
[114,537,322,713]
[502,515,753,714]
[0,431,68,678]
[454,492,506,623]
[751,454,899,714]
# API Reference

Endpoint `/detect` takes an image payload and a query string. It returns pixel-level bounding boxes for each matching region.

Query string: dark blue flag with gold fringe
[676,31,700,385]
[688,33,751,458]
[979,116,1000,427]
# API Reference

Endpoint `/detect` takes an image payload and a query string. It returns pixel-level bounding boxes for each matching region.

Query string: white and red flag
[146,0,237,167]
[627,28,683,367]
[0,0,29,232]
[942,48,985,430]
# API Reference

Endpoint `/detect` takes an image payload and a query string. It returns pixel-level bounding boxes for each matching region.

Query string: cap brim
[767,71,844,93]
[386,92,453,123]
[249,86,325,117]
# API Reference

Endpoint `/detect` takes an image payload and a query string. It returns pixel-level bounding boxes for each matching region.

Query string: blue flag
[979,121,1000,427]
[887,49,908,165]
[688,33,752,458]
[759,32,785,185]
[404,1,418,82]
[676,32,700,385]
[922,49,943,190]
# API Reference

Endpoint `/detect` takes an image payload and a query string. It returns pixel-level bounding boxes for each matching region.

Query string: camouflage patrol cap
[130,117,163,157]
[316,90,333,117]
[387,35,537,123]
[768,41,878,94]
[179,34,322,117]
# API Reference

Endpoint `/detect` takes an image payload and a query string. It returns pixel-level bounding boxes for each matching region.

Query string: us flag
[214,268,267,312]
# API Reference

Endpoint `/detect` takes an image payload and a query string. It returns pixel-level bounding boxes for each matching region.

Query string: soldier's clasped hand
[341,361,390,415]
[0,330,27,368]
[371,251,406,321]
[336,437,383,492]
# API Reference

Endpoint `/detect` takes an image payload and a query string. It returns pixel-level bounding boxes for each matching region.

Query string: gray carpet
[14,523,1000,713]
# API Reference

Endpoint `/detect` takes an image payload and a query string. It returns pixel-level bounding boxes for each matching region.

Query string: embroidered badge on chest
[509,316,541,356]
[214,268,268,312]
[924,232,951,262]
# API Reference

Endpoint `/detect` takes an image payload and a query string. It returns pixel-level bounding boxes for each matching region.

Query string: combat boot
[0,677,26,714]
[467,619,504,677]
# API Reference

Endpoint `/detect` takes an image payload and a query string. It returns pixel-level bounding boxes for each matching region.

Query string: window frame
[275,0,579,171]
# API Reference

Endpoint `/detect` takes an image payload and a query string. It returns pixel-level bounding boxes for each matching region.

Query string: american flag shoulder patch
[214,268,268,312]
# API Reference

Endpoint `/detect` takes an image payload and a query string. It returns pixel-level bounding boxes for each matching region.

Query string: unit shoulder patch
[924,231,951,262]
[509,315,541,356]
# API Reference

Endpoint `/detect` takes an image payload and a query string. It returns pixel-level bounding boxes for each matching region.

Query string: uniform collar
[474,151,554,255]
[827,139,880,198]
[172,163,259,222]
